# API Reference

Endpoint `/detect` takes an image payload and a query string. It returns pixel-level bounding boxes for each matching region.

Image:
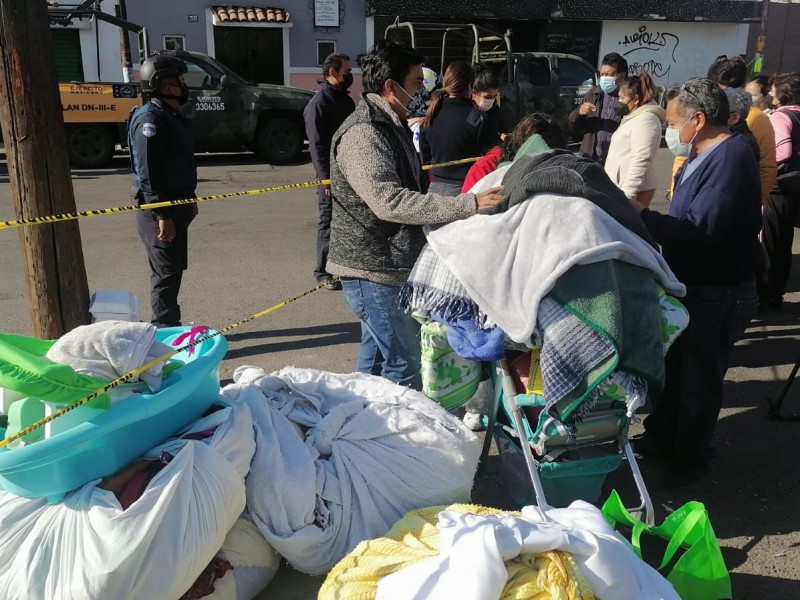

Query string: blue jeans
[341,278,422,389]
[643,280,758,465]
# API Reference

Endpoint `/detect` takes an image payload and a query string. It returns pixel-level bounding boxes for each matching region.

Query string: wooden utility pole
[0,0,90,338]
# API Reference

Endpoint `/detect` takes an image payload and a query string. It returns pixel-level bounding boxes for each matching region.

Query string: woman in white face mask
[418,62,503,195]
[628,78,762,489]
[603,70,666,207]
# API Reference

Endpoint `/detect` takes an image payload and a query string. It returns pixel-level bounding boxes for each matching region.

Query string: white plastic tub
[0,388,25,415]
[90,290,140,323]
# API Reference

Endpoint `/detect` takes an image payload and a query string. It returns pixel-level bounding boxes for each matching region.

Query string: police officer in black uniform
[129,55,197,327]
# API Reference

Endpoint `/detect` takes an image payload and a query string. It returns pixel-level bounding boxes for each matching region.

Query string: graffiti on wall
[617,25,680,80]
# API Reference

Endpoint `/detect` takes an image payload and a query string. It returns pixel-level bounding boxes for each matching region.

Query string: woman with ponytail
[604,70,666,207]
[419,62,498,194]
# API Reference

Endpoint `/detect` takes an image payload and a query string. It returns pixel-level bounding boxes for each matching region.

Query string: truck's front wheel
[255,117,304,165]
[65,124,115,169]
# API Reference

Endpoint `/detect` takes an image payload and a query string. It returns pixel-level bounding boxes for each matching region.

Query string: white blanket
[425,194,686,344]
[0,400,253,600]
[206,516,281,600]
[45,320,173,391]
[377,501,679,600]
[221,366,482,576]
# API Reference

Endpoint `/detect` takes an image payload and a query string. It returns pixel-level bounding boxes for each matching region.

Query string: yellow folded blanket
[319,503,595,600]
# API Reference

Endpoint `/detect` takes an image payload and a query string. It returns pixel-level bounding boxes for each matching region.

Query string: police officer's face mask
[159,79,190,105]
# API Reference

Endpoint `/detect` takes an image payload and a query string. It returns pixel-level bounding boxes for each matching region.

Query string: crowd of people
[128,41,800,490]
[309,42,798,488]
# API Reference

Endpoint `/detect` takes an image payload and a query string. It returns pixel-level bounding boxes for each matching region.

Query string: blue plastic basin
[0,327,227,502]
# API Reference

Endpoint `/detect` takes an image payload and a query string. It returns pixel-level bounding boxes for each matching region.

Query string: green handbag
[602,490,732,600]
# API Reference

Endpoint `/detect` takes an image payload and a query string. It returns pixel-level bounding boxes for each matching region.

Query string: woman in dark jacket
[419,62,498,195]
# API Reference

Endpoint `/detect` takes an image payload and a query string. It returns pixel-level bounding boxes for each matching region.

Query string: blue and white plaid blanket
[537,296,615,412]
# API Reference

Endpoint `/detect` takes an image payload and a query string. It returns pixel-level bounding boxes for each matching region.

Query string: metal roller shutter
[51,28,84,82]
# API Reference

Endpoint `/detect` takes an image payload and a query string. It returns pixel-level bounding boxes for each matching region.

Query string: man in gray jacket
[328,40,502,389]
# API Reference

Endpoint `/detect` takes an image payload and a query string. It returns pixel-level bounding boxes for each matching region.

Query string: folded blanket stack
[400,151,690,428]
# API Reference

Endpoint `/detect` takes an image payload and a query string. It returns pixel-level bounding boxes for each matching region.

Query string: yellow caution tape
[0,157,481,231]
[0,180,326,231]
[421,157,481,170]
[0,279,334,449]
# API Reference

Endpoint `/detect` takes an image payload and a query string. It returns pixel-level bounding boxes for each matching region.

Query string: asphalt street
[0,148,798,599]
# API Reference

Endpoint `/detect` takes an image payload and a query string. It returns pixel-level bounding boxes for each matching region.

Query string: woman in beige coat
[604,71,666,207]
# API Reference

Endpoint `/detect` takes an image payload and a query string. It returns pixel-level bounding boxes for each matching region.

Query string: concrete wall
[125,0,209,59]
[286,0,367,69]
[598,21,750,88]
[288,72,364,99]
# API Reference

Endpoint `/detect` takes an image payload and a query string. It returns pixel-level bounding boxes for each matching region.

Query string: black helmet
[139,54,188,93]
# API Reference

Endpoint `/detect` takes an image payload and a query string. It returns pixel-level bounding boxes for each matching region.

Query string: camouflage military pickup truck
[63,50,314,169]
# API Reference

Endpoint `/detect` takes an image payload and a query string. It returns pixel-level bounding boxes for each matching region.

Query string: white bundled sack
[206,516,282,600]
[221,366,482,576]
[0,401,255,600]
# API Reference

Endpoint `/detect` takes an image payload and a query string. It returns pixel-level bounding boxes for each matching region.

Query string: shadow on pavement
[727,573,800,599]
[226,322,359,343]
[225,322,360,360]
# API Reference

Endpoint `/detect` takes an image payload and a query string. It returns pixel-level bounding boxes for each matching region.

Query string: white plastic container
[0,388,25,415]
[89,290,140,323]
[90,311,142,323]
[43,388,138,439]
[43,402,103,439]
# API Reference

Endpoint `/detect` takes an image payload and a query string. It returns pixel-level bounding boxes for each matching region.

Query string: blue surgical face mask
[599,76,618,94]
[665,117,698,157]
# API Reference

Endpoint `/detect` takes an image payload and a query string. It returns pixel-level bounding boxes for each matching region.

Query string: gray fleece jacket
[327,93,478,287]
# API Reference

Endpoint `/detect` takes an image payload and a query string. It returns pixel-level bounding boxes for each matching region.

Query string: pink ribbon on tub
[171,325,211,356]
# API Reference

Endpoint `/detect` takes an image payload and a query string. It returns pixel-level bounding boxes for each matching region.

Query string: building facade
[124,1,369,95]
[367,0,763,86]
[52,0,777,93]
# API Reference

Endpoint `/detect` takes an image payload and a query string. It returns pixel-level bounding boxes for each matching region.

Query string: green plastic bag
[602,490,732,600]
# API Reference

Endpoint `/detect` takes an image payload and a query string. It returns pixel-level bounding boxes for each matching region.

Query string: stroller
[414,265,690,526]
[479,352,655,526]
[397,163,689,524]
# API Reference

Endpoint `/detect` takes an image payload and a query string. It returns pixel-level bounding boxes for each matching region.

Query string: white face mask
[390,80,415,116]
[477,97,495,112]
[665,117,698,157]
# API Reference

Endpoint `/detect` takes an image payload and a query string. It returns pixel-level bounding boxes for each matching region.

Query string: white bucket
[90,290,140,323]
